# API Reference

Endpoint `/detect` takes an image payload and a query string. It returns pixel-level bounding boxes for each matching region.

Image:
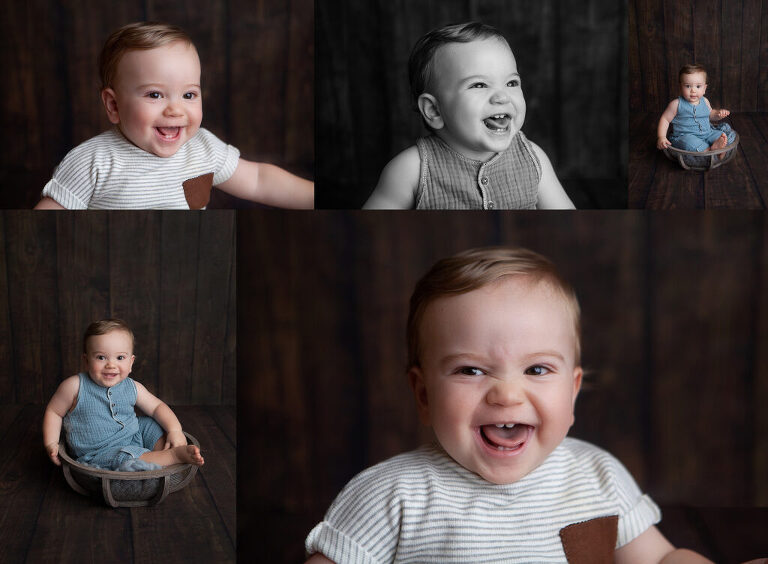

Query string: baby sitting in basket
[656,64,736,155]
[43,319,204,471]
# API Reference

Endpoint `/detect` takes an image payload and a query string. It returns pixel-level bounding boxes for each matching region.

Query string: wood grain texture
[0,406,61,563]
[649,212,759,505]
[316,0,627,208]
[0,405,234,564]
[629,112,768,209]
[0,0,313,208]
[0,211,234,405]
[5,213,61,403]
[631,0,768,112]
[237,210,768,560]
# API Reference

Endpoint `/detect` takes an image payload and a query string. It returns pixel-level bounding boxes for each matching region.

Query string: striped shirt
[41,127,240,209]
[415,132,541,210]
[306,439,661,563]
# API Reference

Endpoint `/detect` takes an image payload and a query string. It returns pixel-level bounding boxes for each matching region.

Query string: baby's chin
[439,131,519,162]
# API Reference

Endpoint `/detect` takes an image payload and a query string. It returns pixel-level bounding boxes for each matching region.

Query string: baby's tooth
[504,423,516,428]
[495,423,505,428]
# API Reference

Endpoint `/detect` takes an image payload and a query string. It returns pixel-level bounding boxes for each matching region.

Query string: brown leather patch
[182,173,214,209]
[559,515,618,564]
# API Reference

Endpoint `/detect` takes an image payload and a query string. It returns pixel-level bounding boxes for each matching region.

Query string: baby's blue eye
[117,355,125,360]
[525,365,550,376]
[469,82,487,89]
[458,366,485,376]
[183,92,197,100]
[147,92,161,99]
[97,355,106,361]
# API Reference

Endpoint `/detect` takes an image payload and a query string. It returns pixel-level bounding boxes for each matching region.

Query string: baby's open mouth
[483,114,511,132]
[480,423,531,451]
[156,126,181,139]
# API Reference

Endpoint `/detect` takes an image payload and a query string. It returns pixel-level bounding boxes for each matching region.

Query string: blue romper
[62,373,165,469]
[669,96,725,152]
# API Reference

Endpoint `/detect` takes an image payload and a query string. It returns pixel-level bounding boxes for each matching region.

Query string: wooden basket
[58,431,200,508]
[662,132,740,172]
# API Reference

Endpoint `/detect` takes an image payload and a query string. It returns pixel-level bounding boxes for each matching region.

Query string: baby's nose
[486,378,525,406]
[490,90,511,104]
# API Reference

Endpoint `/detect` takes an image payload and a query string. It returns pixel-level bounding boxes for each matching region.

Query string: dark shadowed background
[238,210,768,562]
[0,0,313,208]
[316,0,628,209]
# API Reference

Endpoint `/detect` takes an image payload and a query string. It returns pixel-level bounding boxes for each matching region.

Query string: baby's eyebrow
[438,352,484,366]
[136,83,201,89]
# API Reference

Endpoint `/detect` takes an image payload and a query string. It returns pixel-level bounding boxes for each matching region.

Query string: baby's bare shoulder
[363,145,420,209]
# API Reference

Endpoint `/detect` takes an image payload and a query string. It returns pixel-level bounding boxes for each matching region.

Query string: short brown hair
[83,319,135,353]
[679,64,707,83]
[98,22,195,89]
[406,247,581,368]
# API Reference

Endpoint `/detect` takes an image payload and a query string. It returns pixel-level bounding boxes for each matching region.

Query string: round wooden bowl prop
[58,431,200,508]
[662,132,740,172]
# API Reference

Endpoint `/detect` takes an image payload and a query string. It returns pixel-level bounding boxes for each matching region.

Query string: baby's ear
[408,366,432,426]
[417,93,444,130]
[101,88,121,125]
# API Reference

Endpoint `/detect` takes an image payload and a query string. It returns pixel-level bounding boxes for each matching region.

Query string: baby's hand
[164,430,187,449]
[46,442,61,466]
[657,137,671,150]
[720,109,730,118]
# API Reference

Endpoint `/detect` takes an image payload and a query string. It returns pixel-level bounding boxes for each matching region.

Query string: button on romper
[415,131,541,209]
[63,373,165,469]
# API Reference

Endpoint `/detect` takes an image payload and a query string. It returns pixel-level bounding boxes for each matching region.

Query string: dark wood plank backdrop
[0,211,235,405]
[630,0,768,112]
[238,210,768,562]
[316,0,628,208]
[0,0,313,208]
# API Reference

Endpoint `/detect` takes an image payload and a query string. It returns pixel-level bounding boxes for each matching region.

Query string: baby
[657,64,731,153]
[305,247,711,563]
[34,22,313,210]
[364,22,574,210]
[43,319,204,471]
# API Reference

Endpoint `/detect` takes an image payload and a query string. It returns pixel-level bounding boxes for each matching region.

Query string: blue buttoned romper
[669,96,726,152]
[62,372,165,470]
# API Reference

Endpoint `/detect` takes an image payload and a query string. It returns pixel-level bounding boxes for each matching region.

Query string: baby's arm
[134,382,186,448]
[42,375,80,465]
[531,142,575,209]
[305,554,335,564]
[705,99,730,121]
[657,99,679,149]
[615,525,714,563]
[216,158,314,209]
[34,197,67,210]
[363,146,420,209]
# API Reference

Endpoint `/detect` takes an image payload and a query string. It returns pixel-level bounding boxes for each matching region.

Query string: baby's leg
[140,445,204,467]
[670,134,710,152]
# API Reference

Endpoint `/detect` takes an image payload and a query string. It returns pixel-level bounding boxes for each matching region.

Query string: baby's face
[680,72,707,104]
[409,277,581,485]
[83,330,135,388]
[427,38,525,160]
[105,41,203,157]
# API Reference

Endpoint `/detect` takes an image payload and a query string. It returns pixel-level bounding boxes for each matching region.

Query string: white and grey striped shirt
[306,438,661,563]
[41,127,240,209]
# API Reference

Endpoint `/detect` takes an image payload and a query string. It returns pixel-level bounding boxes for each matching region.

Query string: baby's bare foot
[177,444,205,466]
[710,133,728,151]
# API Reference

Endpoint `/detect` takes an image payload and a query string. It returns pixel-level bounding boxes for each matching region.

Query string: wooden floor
[629,112,768,209]
[0,404,235,564]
